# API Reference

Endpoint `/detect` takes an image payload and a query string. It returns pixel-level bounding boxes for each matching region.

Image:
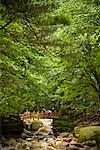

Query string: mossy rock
[78,126,100,143]
[31,120,43,131]
[73,126,80,137]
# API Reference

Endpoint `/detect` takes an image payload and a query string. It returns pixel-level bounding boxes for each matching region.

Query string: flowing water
[0,119,98,150]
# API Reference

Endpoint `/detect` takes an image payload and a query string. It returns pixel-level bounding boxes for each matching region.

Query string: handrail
[20,112,58,120]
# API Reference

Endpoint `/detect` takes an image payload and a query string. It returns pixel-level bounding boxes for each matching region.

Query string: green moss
[31,120,43,131]
[78,126,100,143]
[73,126,80,137]
[53,117,77,132]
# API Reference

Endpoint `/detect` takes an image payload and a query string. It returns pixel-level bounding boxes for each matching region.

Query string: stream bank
[0,129,99,150]
[0,118,100,150]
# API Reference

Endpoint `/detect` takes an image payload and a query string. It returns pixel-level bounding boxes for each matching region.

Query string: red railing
[20,111,58,120]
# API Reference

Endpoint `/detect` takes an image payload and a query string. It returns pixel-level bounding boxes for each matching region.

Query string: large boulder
[24,119,43,131]
[78,126,100,149]
[78,126,100,142]
[31,120,43,131]
[34,125,53,136]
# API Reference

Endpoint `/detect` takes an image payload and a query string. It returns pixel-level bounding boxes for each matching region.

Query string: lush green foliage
[0,0,100,114]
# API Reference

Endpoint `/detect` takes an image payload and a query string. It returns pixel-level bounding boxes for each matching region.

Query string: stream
[0,119,98,150]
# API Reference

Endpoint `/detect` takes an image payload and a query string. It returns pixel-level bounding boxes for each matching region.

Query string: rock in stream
[0,119,99,150]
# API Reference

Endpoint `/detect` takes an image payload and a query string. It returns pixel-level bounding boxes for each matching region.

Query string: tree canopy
[0,0,100,115]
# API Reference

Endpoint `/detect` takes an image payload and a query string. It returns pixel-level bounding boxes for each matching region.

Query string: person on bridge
[47,109,52,118]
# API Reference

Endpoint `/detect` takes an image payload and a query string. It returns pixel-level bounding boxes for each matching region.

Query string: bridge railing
[20,111,58,120]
